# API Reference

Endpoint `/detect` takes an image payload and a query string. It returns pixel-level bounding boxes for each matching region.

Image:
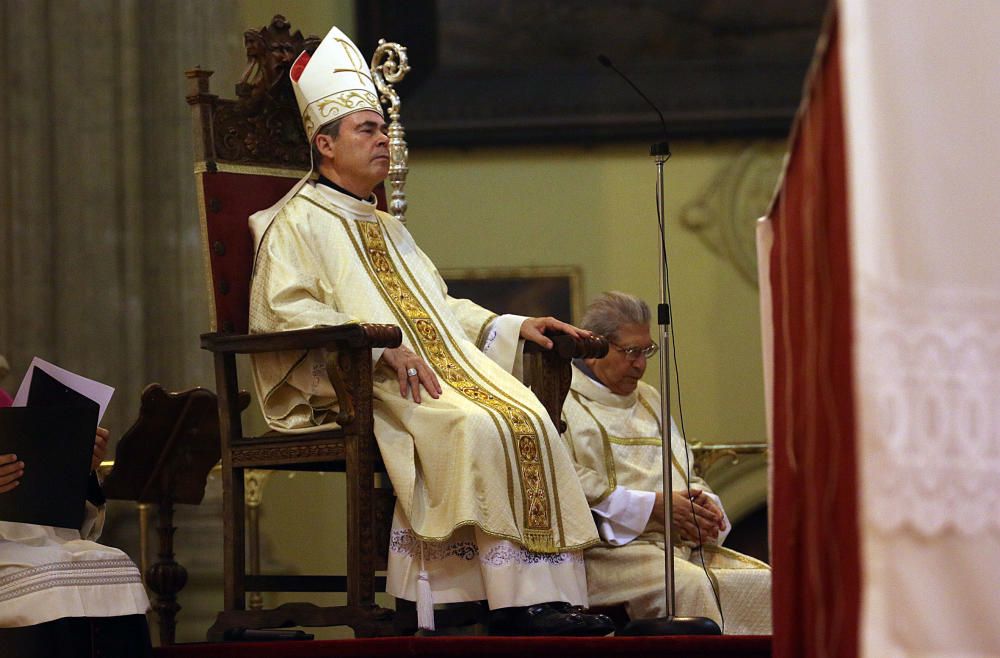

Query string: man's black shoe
[547,602,616,633]
[487,602,615,637]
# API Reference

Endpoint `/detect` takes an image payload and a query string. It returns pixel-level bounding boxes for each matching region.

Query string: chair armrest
[524,332,609,359]
[522,333,608,433]
[201,323,402,354]
[691,443,770,478]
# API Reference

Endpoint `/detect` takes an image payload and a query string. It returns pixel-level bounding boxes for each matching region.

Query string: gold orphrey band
[357,220,554,546]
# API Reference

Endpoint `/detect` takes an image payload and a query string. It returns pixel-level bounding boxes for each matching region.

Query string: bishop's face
[590,323,653,396]
[316,110,390,197]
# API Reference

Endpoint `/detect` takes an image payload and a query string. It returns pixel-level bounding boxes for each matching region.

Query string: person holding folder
[0,410,151,657]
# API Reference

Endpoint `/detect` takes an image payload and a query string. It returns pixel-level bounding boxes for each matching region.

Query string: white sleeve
[590,486,656,546]
[702,490,732,546]
[79,501,106,541]
[480,314,529,380]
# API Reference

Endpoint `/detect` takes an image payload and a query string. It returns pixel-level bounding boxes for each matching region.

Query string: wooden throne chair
[186,15,607,640]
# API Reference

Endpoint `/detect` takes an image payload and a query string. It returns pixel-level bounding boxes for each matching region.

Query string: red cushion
[199,172,301,334]
[199,174,390,334]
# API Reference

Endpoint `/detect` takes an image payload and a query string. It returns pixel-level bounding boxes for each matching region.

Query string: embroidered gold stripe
[383,225,565,545]
[570,390,617,503]
[637,390,689,476]
[327,204,522,532]
[357,220,554,544]
[475,313,498,350]
[609,435,662,446]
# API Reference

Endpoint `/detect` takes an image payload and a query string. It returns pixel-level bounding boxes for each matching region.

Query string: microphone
[597,54,670,157]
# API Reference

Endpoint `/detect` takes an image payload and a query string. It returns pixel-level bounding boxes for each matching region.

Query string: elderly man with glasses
[561,291,771,634]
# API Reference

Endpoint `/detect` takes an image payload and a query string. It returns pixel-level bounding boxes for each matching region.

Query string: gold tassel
[522,530,557,554]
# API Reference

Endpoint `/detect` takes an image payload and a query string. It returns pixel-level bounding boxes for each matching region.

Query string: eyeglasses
[609,341,659,361]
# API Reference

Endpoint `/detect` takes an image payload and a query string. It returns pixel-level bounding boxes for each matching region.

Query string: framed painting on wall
[357,0,828,146]
[440,266,583,323]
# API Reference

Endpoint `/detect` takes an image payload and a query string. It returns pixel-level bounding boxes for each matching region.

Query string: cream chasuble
[562,365,771,633]
[249,183,598,556]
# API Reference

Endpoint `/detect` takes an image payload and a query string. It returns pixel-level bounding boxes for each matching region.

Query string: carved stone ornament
[680,144,784,288]
[211,15,319,167]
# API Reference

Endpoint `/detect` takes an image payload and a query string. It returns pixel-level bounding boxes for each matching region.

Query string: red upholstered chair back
[197,170,303,334]
[196,169,387,335]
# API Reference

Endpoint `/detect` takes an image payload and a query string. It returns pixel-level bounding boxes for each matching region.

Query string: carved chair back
[186,16,312,335]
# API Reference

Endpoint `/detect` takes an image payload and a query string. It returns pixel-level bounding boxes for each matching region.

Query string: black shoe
[488,602,615,637]
[547,602,616,634]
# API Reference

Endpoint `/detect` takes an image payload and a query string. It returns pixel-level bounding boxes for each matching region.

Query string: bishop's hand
[381,345,442,404]
[519,316,592,349]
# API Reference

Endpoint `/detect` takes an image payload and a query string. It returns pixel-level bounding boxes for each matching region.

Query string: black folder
[0,368,99,529]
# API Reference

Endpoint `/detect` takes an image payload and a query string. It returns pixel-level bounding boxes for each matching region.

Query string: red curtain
[768,14,860,658]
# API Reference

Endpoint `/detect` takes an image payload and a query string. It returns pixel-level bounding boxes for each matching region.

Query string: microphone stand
[598,55,721,637]
[618,140,720,637]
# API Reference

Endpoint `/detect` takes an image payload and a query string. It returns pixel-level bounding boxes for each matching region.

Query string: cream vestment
[0,502,148,627]
[249,183,598,607]
[562,365,771,633]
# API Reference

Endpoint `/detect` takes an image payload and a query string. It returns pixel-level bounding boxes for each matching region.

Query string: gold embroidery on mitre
[357,220,554,540]
[316,90,380,118]
[303,90,381,137]
[334,38,374,85]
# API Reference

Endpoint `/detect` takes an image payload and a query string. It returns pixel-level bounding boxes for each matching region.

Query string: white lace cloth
[857,280,1000,536]
[843,1,1000,655]
[385,506,587,609]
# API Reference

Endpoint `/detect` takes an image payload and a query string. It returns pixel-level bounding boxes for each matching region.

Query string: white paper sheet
[12,357,115,424]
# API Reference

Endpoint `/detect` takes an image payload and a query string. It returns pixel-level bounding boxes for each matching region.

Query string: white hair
[579,291,650,339]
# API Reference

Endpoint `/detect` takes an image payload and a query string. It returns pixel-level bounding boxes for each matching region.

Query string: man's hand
[650,489,726,544]
[0,453,24,494]
[381,346,442,403]
[91,427,109,472]
[519,316,592,350]
[673,488,726,544]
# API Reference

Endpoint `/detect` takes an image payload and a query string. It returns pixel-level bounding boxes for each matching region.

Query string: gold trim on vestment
[389,268,535,540]
[703,562,725,624]
[700,543,773,570]
[570,389,617,504]
[386,229,567,547]
[354,217,556,552]
[637,393,659,423]
[397,517,598,553]
[609,435,662,446]
[320,197,525,527]
[637,389,689,476]
[474,313,498,351]
[541,417,567,547]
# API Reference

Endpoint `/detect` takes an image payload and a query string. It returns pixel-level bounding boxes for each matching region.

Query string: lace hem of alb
[389,529,583,567]
[857,277,1000,536]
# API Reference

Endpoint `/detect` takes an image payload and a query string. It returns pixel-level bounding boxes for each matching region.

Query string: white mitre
[290,25,383,142]
[250,26,384,255]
